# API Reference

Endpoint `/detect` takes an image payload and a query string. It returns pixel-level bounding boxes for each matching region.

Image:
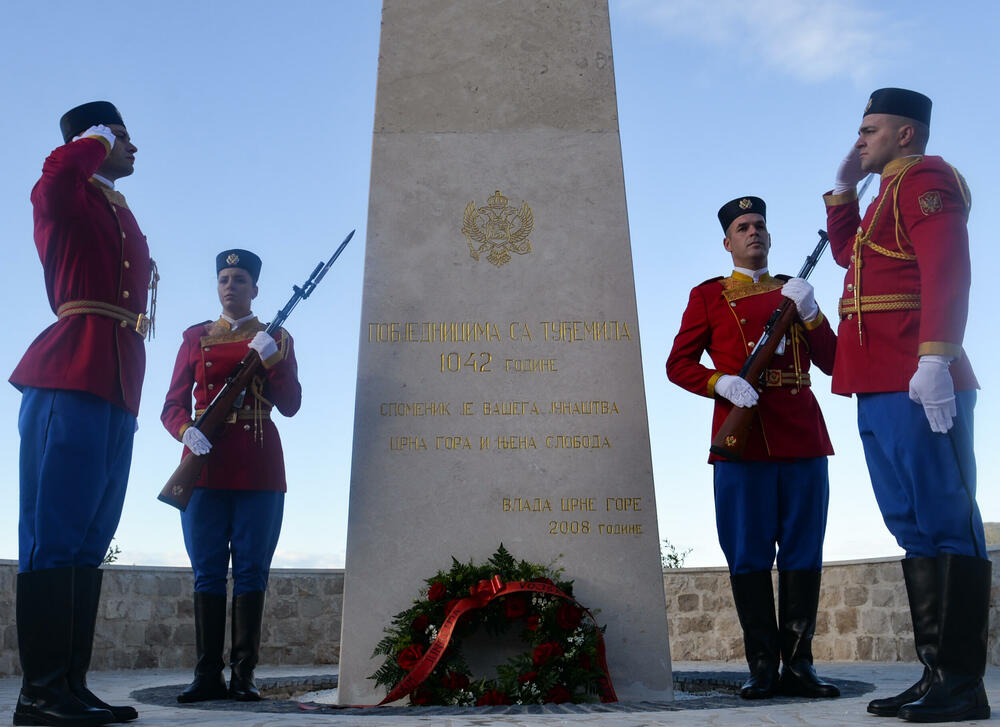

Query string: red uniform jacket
[667,272,836,463]
[10,138,154,416]
[824,155,977,395]
[161,318,301,492]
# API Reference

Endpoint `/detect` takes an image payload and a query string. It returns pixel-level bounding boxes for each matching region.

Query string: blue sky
[1,1,997,568]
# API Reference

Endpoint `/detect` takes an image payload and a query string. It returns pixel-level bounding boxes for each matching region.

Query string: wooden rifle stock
[709,302,797,460]
[708,228,832,461]
[157,351,263,511]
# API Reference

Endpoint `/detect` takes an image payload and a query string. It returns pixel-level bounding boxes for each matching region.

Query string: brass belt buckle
[135,313,150,337]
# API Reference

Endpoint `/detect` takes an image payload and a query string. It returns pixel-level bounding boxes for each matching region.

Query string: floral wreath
[370,545,616,706]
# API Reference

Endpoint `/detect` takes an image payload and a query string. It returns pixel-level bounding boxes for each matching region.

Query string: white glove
[782,277,819,322]
[834,146,865,194]
[73,124,116,148]
[182,426,212,456]
[716,374,759,408]
[248,331,278,361]
[908,355,956,434]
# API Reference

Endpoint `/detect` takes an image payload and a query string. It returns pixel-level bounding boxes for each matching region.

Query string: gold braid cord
[851,157,921,343]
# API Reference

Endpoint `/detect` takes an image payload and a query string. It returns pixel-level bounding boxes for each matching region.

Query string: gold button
[119,320,127,328]
[739,318,747,324]
[122,290,130,299]
[748,341,755,348]
[243,405,250,411]
[847,314,854,320]
[204,347,210,351]
[847,283,854,292]
[124,260,130,269]
[790,388,799,395]
[857,226,863,234]
[205,361,213,367]
[730,302,737,308]
[243,424,251,431]
[121,231,126,239]
[208,384,214,390]
[850,254,856,262]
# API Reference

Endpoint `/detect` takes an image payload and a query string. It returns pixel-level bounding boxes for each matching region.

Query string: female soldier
[162,249,301,702]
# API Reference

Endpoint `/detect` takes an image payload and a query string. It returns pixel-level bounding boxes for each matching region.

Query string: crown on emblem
[227,253,240,265]
[487,190,509,209]
[865,97,873,112]
[738,198,752,210]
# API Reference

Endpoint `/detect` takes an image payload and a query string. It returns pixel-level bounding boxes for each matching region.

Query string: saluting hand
[182,426,212,456]
[781,277,819,322]
[908,355,957,433]
[834,146,865,194]
[72,124,116,148]
[716,375,759,408]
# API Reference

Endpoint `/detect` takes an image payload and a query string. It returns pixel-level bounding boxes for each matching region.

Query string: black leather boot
[228,591,266,701]
[897,554,991,723]
[67,568,138,723]
[776,570,840,698]
[730,571,780,699]
[177,592,229,703]
[868,557,939,716]
[13,568,114,727]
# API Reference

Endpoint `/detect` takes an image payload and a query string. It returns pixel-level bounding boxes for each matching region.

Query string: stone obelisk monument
[339,0,672,703]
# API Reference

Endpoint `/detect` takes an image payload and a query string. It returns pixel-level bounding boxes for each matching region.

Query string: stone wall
[662,547,1000,666]
[2,549,999,676]
[0,561,344,678]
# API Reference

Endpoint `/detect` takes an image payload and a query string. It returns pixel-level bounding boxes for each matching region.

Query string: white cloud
[617,0,895,84]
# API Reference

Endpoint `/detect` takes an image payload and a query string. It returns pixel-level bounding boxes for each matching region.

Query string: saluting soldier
[161,250,301,703]
[667,197,839,700]
[825,88,988,723]
[10,101,156,726]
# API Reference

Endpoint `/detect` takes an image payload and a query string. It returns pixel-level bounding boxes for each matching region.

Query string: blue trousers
[714,457,829,574]
[18,387,135,572]
[181,489,284,595]
[857,390,984,558]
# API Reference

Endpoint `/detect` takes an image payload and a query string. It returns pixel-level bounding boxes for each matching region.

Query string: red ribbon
[375,577,617,706]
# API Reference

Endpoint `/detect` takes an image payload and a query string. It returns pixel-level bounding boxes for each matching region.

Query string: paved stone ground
[0,662,995,726]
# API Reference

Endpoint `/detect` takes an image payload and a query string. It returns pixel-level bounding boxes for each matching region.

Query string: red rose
[410,687,434,705]
[525,614,540,631]
[503,595,528,620]
[427,581,447,601]
[441,671,470,690]
[517,670,538,684]
[556,603,583,630]
[544,685,572,704]
[532,642,564,666]
[396,644,425,670]
[411,614,430,633]
[476,689,510,706]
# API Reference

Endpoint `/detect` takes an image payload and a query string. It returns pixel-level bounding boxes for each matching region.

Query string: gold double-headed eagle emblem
[462,189,534,267]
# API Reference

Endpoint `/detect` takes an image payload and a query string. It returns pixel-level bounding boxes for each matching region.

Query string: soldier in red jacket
[10,101,155,726]
[162,250,300,703]
[667,197,839,700]
[825,88,988,723]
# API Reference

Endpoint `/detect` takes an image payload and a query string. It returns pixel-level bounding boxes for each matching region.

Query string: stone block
[814,610,830,635]
[870,586,896,608]
[694,576,720,591]
[834,608,858,634]
[872,636,900,661]
[860,609,891,635]
[298,595,327,620]
[833,637,857,661]
[676,594,699,612]
[677,614,713,634]
[157,577,182,597]
[144,622,172,647]
[844,584,869,607]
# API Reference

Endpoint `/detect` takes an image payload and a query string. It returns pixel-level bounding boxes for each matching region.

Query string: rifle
[157,229,355,510]
[708,229,829,461]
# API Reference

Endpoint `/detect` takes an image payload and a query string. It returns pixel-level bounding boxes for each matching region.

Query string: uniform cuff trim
[918,341,963,358]
[706,372,722,397]
[261,350,283,369]
[803,310,825,330]
[823,189,857,207]
[179,422,192,439]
